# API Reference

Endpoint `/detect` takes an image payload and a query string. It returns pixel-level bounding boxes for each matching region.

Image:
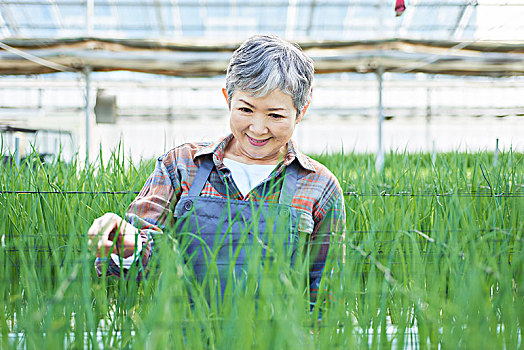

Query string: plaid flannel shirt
[96,134,346,303]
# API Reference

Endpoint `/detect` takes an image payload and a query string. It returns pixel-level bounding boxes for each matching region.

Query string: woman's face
[225,88,306,165]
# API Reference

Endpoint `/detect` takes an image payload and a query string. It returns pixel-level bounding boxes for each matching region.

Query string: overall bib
[173,156,301,297]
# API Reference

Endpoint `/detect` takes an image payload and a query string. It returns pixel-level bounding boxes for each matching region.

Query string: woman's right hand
[87,213,141,258]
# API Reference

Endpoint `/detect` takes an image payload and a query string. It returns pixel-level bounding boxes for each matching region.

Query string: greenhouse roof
[1,37,523,76]
[1,0,524,76]
[1,0,523,41]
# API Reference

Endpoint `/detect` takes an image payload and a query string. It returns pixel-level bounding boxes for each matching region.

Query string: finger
[87,218,103,249]
[96,237,115,257]
[87,217,101,238]
[110,217,125,241]
[89,214,115,240]
[87,216,111,246]
[88,213,123,254]
[120,227,141,258]
[96,231,116,257]
[99,218,124,256]
[90,216,115,255]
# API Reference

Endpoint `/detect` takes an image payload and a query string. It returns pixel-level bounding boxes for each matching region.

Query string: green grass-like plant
[0,148,522,349]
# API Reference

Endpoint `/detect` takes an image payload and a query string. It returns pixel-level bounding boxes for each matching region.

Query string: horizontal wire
[3,238,519,247]
[344,192,523,198]
[4,245,518,252]
[0,190,139,195]
[3,242,520,258]
[0,190,522,197]
[2,228,519,237]
[3,256,521,269]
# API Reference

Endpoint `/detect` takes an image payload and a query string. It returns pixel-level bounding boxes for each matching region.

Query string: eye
[269,113,285,119]
[239,107,252,113]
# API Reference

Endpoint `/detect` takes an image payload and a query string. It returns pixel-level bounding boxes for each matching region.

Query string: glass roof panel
[176,4,198,37]
[58,4,85,35]
[462,8,476,38]
[309,3,346,39]
[349,5,381,39]
[0,0,522,41]
[117,5,151,29]
[293,3,312,38]
[260,5,288,33]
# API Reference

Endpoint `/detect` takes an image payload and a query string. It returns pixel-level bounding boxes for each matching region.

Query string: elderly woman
[88,34,346,304]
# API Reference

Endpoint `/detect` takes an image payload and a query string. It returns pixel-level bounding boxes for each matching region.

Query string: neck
[224,138,285,165]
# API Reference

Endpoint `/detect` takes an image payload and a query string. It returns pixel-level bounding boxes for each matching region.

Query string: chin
[247,151,269,159]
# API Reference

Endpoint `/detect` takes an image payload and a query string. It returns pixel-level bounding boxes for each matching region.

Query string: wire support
[0,190,522,197]
[344,191,522,198]
[0,190,140,195]
[3,228,519,238]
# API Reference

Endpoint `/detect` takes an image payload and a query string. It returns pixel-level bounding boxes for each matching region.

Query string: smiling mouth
[247,135,271,146]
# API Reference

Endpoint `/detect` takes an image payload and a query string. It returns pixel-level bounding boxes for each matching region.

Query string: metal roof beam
[85,0,93,35]
[0,1,519,6]
[2,38,523,77]
[398,0,417,37]
[452,1,477,39]
[0,10,12,37]
[286,0,298,39]
[0,3,19,37]
[48,0,64,33]
[305,0,316,37]
[199,0,207,36]
[170,0,183,38]
[153,0,166,35]
[342,2,356,38]
[107,0,122,35]
[0,23,497,32]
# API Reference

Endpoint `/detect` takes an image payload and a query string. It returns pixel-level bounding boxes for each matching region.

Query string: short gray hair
[225,34,314,117]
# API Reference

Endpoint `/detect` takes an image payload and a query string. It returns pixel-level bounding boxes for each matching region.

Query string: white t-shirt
[223,158,276,197]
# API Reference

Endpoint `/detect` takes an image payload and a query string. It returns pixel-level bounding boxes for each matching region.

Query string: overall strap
[279,160,300,206]
[188,156,214,197]
[189,155,299,204]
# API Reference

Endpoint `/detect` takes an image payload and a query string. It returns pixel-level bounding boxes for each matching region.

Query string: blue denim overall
[173,156,300,296]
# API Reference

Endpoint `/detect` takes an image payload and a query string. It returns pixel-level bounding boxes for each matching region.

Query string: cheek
[230,115,245,132]
[272,122,295,139]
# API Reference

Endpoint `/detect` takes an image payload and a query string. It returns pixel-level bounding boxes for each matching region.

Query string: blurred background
[0,0,523,164]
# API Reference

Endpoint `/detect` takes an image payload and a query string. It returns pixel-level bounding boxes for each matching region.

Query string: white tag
[111,234,145,269]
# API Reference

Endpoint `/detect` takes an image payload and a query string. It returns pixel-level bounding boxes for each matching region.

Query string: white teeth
[248,136,267,143]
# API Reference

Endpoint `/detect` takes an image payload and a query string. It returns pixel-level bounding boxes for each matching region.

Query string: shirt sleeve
[95,156,179,280]
[308,189,346,306]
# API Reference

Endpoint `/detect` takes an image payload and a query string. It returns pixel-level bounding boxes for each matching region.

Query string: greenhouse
[1,0,523,348]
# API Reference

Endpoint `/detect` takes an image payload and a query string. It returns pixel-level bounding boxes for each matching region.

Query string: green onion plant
[0,147,522,349]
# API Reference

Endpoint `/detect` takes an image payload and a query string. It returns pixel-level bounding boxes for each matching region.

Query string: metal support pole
[14,136,20,168]
[432,140,436,166]
[376,66,385,172]
[84,67,91,164]
[86,0,94,36]
[494,138,499,167]
[425,76,432,151]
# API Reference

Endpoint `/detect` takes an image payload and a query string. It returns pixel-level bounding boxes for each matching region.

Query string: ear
[296,99,310,124]
[222,88,229,108]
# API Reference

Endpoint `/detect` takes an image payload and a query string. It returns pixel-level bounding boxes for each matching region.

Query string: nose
[249,115,269,136]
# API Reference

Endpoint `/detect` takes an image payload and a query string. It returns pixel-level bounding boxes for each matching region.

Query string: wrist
[122,229,141,258]
[111,232,145,269]
[122,246,135,258]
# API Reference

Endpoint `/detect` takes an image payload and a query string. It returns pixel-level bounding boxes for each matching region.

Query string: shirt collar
[283,139,316,172]
[193,134,233,171]
[194,134,315,173]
